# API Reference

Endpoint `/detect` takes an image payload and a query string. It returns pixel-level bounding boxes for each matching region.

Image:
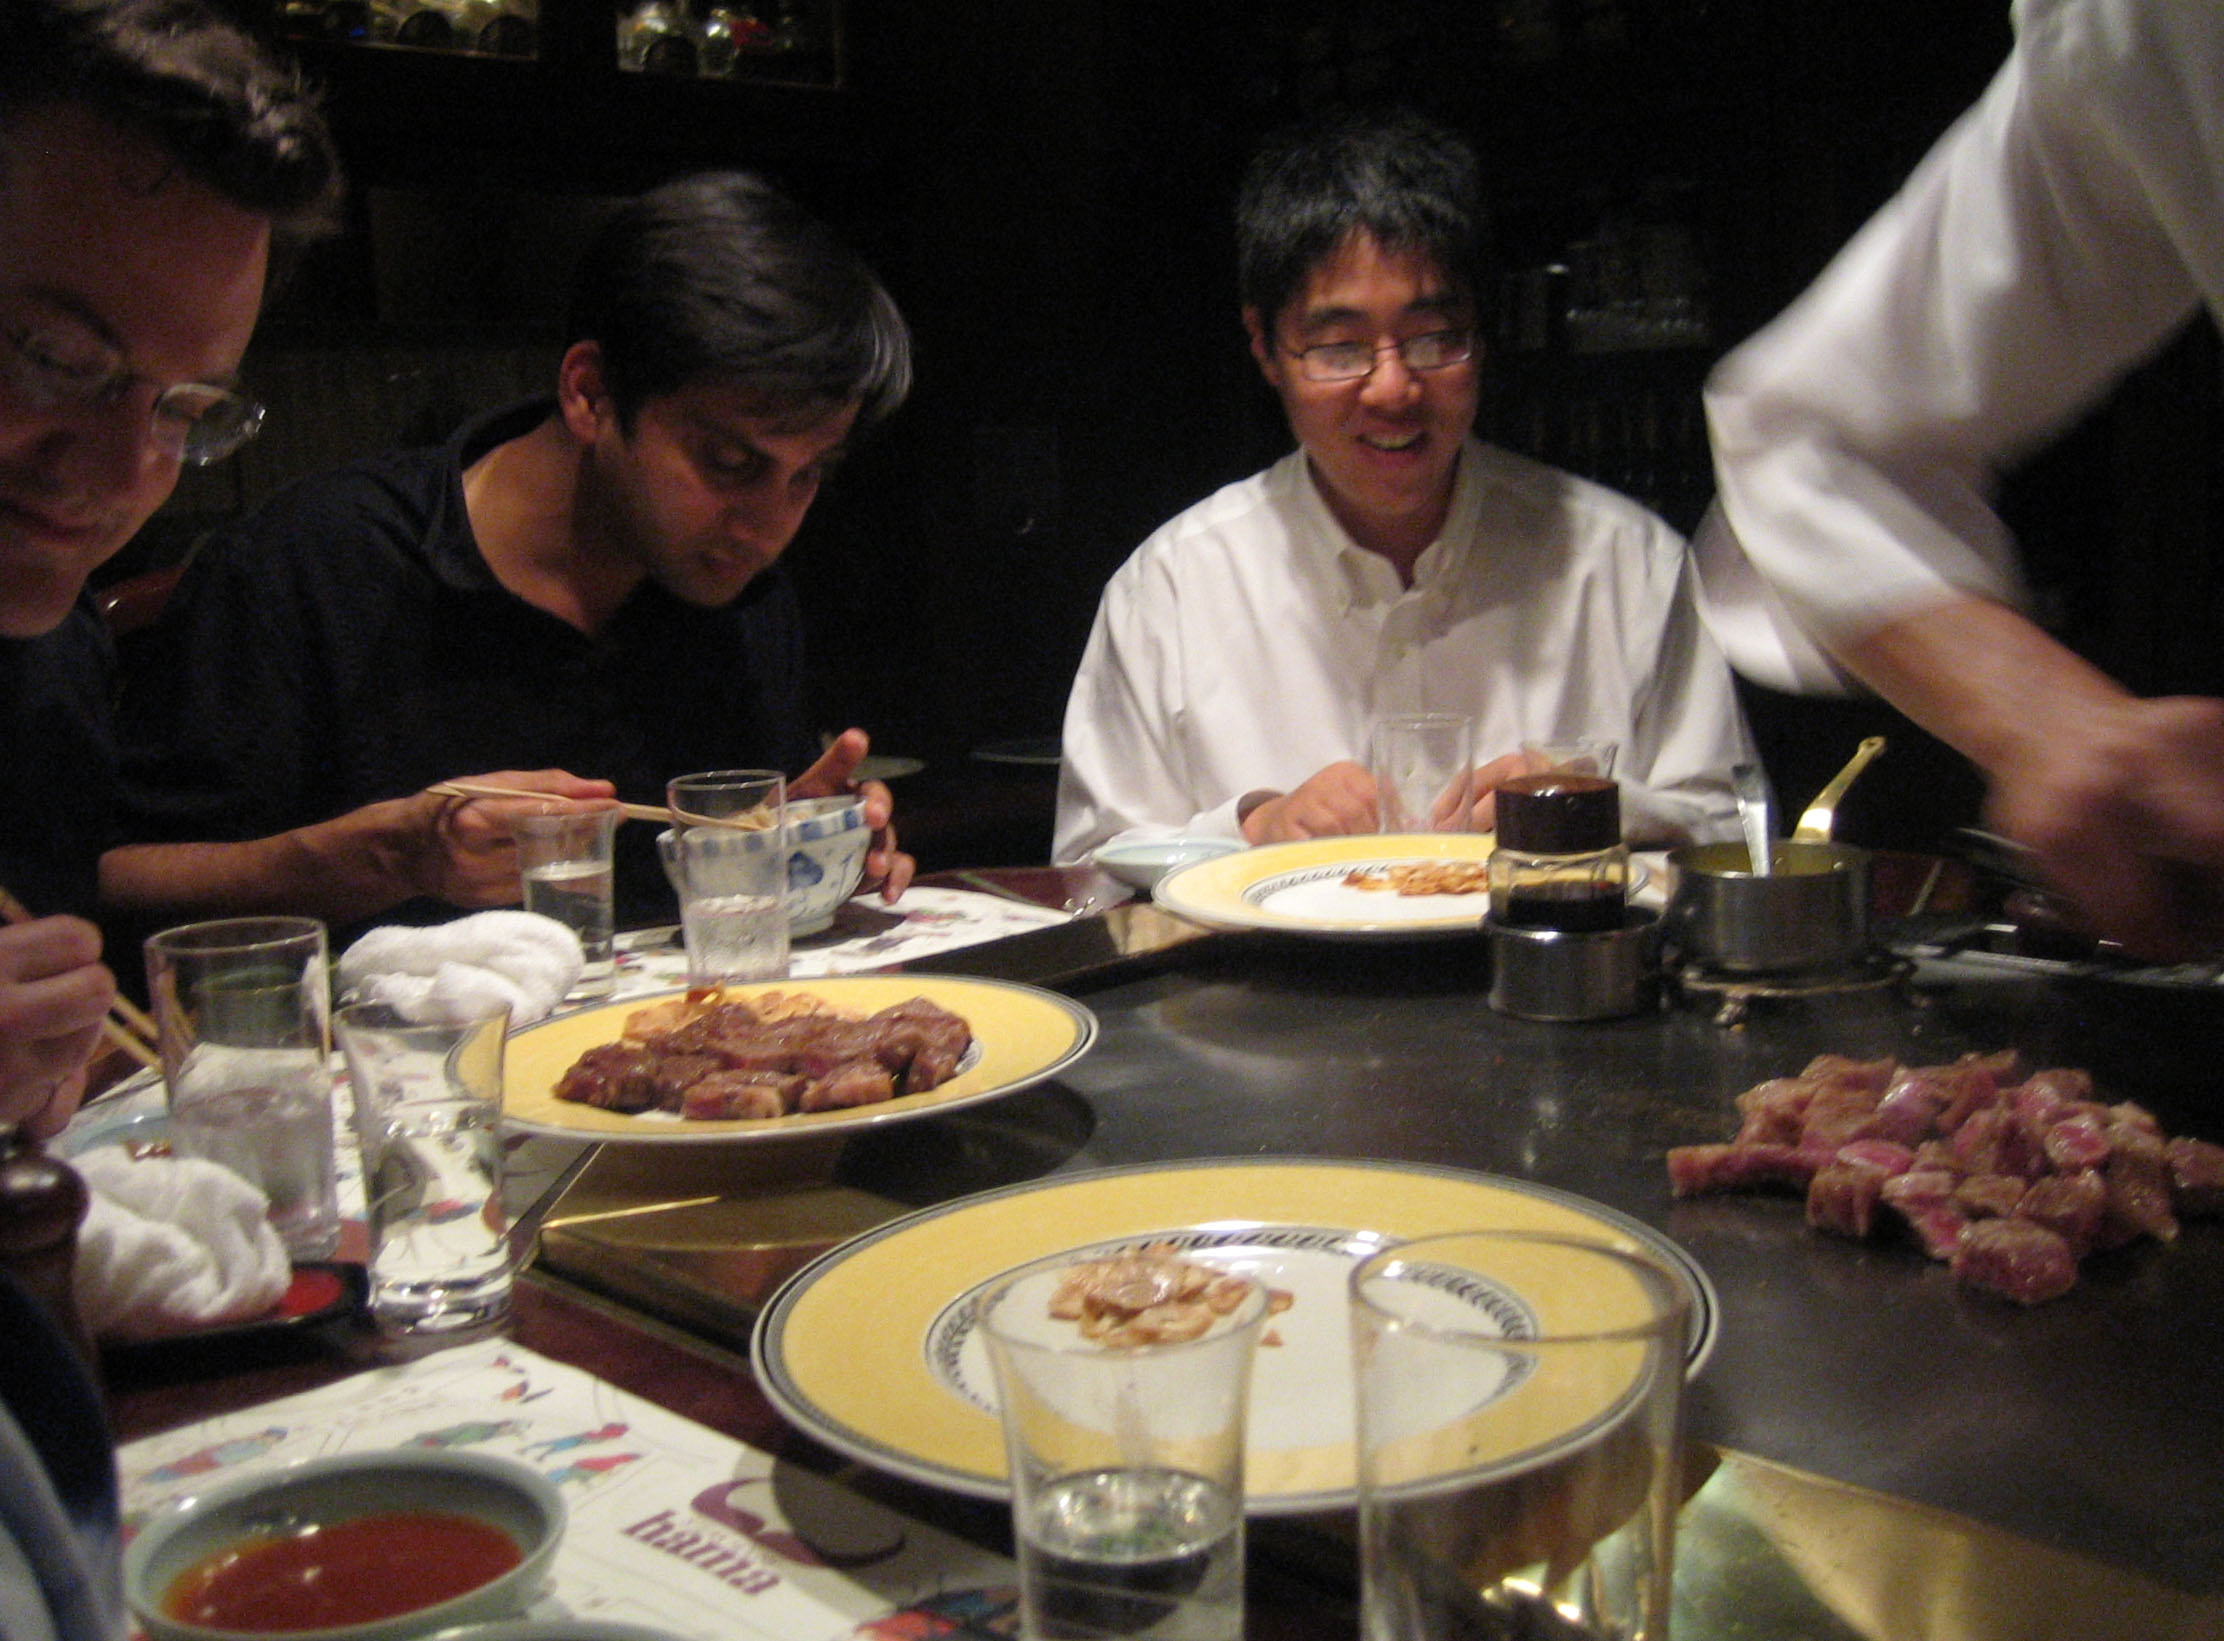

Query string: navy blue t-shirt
[114,400,819,937]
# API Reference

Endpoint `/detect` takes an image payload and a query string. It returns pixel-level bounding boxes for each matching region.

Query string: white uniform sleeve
[1703,0,2206,683]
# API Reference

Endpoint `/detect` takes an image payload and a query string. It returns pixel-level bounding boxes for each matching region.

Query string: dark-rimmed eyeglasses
[1284,327,1476,384]
[1,316,265,465]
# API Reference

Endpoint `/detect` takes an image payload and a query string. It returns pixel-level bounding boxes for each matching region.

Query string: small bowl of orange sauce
[124,1449,565,1641]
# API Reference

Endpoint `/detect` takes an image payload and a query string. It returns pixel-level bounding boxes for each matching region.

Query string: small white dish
[1090,836,1244,892]
[125,1449,565,1641]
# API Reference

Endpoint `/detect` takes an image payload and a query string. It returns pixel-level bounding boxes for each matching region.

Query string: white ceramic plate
[502,977,1096,1144]
[751,1158,1716,1515]
[1156,836,1654,939]
[1153,834,1498,938]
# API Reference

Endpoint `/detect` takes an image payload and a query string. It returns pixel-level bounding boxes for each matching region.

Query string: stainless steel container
[1485,907,1659,1021]
[1662,841,1871,974]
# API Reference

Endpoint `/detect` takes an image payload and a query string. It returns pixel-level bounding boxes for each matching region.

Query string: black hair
[567,171,912,433]
[0,0,344,278]
[1235,107,1484,331]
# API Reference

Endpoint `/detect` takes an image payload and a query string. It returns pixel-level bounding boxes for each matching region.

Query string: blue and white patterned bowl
[782,794,871,933]
[656,794,869,937]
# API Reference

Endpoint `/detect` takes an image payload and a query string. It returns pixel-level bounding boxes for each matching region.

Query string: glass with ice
[662,768,788,984]
[335,999,514,1335]
[980,1245,1268,1641]
[513,805,619,999]
[143,916,338,1261]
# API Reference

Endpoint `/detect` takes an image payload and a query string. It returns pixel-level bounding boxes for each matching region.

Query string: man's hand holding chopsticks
[0,915,114,1138]
[417,769,619,908]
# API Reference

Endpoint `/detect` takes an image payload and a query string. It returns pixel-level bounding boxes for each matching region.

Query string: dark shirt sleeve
[0,600,117,918]
[113,472,419,847]
[0,1267,125,1641]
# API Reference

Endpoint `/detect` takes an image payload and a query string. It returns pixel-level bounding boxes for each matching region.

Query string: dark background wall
[128,0,2223,867]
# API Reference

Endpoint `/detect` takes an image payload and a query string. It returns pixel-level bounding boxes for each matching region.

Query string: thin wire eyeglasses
[0,317,265,465]
[1284,327,1475,384]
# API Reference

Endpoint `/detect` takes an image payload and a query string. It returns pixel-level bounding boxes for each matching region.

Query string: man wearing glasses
[1054,108,1752,861]
[0,5,337,1635]
[0,0,340,1140]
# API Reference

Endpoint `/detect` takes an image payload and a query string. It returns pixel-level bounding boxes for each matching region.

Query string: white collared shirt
[1701,0,2221,690]
[1053,440,1755,860]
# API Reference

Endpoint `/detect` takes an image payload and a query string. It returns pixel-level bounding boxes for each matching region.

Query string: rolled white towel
[356,961,531,1024]
[72,1148,292,1343]
[337,910,583,1025]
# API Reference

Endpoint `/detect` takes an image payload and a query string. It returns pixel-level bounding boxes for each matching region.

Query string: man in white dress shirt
[1703,0,2224,959]
[1054,108,1753,863]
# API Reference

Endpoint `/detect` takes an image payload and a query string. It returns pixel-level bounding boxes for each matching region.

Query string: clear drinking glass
[513,806,619,1000]
[1371,713,1478,833]
[666,767,786,832]
[143,916,338,1261]
[335,1000,515,1336]
[1351,1231,1690,1641]
[980,1248,1269,1641]
[1520,738,1621,780]
[656,823,790,984]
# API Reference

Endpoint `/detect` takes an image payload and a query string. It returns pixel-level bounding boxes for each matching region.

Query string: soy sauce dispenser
[1483,772,1655,1021]
[1489,772,1630,931]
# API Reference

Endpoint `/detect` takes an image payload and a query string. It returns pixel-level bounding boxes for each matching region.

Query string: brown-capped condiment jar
[1489,772,1630,933]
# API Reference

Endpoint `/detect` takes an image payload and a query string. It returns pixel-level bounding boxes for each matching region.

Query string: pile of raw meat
[554,989,972,1121]
[1668,1051,2224,1303]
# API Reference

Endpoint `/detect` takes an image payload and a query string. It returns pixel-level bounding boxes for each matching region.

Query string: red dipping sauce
[162,1509,522,1631]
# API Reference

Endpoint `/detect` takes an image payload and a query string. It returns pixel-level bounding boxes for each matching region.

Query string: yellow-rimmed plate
[502,976,1097,1144]
[1154,833,1497,938]
[750,1158,1716,1514]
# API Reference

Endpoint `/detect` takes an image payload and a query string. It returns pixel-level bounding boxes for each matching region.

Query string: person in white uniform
[1702,0,2224,959]
[1055,108,1753,863]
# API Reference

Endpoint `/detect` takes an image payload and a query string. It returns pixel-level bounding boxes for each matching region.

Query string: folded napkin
[72,1148,292,1343]
[338,910,583,1026]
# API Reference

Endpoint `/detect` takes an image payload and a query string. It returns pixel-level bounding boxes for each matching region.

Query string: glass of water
[667,767,785,833]
[335,999,514,1336]
[513,805,620,1000]
[143,916,338,1261]
[980,1248,1269,1641]
[656,821,789,985]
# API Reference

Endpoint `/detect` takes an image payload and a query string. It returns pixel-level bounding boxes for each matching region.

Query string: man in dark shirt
[107,172,916,937]
[0,0,340,1137]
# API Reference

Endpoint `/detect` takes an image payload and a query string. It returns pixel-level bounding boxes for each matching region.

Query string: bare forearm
[100,801,427,926]
[1830,594,2131,779]
[1834,592,2224,958]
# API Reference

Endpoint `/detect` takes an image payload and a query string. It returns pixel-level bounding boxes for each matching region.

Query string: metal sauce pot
[1663,841,1871,973]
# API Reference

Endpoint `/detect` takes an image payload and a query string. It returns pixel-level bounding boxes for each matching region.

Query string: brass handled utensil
[1792,735,1886,844]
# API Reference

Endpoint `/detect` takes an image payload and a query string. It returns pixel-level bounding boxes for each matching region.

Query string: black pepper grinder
[0,1123,93,1366]
[1489,772,1630,932]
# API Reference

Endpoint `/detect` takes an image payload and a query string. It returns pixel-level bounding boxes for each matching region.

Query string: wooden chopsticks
[0,884,162,1072]
[426,780,776,831]
[423,781,670,824]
